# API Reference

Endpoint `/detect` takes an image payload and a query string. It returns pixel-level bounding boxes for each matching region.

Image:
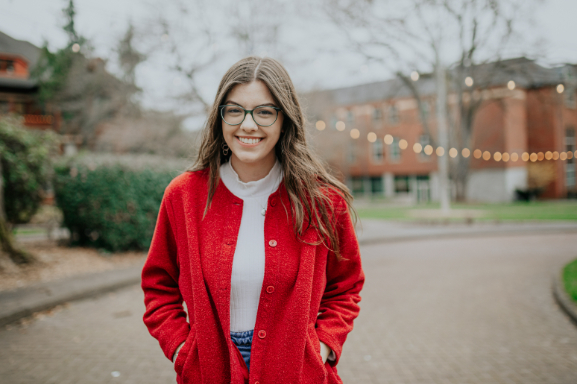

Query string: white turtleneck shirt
[219,158,283,332]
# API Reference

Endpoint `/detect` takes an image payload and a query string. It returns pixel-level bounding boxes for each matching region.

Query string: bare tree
[140,0,289,122]
[325,0,535,203]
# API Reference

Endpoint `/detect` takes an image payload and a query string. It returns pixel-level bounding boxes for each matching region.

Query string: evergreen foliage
[53,159,176,252]
[0,117,59,225]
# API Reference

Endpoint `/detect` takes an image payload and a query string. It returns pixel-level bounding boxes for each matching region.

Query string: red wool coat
[141,169,364,384]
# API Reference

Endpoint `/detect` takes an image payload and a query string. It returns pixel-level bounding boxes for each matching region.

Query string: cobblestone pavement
[1,233,577,384]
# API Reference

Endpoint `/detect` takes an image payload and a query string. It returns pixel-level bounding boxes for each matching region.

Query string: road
[1,232,577,383]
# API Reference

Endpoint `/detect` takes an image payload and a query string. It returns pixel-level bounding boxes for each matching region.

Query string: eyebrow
[224,100,277,108]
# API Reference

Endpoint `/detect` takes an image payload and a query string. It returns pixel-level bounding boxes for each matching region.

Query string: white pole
[435,51,451,215]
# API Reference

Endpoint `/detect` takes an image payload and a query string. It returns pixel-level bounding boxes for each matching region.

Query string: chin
[233,151,266,165]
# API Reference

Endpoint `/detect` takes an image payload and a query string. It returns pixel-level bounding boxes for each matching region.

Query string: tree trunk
[0,158,35,266]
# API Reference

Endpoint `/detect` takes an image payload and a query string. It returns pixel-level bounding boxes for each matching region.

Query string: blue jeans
[230,330,253,371]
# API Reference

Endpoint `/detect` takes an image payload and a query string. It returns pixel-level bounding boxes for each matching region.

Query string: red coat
[141,169,364,384]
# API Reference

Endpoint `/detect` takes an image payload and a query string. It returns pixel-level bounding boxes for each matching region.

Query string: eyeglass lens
[222,106,278,126]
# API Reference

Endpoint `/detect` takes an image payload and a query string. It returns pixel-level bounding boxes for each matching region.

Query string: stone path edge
[2,225,575,328]
[0,263,143,328]
[553,269,577,327]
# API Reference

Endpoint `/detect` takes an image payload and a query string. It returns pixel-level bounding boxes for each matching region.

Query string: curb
[553,268,577,327]
[357,226,577,246]
[0,262,143,327]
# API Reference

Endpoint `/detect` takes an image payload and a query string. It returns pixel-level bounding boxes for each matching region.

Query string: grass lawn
[563,259,577,303]
[13,227,46,236]
[355,200,577,221]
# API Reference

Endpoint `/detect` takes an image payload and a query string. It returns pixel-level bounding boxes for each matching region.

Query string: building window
[372,140,383,163]
[0,59,15,73]
[351,176,364,195]
[373,107,382,123]
[331,115,338,130]
[347,110,354,125]
[420,101,431,121]
[394,175,410,193]
[566,128,576,188]
[371,177,383,194]
[419,134,430,160]
[390,137,401,162]
[388,104,399,125]
[566,90,576,109]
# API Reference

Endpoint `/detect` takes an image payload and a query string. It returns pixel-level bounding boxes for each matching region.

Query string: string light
[72,43,80,52]
[508,81,515,90]
[336,121,345,131]
[316,121,326,131]
[333,129,573,162]
[465,77,474,87]
[557,84,565,94]
[411,71,419,81]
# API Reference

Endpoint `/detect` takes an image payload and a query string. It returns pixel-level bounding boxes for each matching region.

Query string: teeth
[239,137,261,144]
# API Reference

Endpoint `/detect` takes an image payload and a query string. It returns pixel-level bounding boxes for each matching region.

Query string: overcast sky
[2,0,577,130]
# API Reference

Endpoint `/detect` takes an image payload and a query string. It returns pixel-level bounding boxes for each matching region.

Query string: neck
[230,153,277,182]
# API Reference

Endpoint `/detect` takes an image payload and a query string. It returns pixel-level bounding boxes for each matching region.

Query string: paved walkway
[1,232,577,383]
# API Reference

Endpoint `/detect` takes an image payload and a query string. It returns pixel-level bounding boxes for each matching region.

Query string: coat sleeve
[141,194,190,361]
[315,196,365,366]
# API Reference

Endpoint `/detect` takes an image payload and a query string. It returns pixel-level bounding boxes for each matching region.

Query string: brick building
[305,58,577,202]
[0,30,58,130]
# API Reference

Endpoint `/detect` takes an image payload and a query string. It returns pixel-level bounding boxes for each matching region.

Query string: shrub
[0,116,59,224]
[53,156,185,252]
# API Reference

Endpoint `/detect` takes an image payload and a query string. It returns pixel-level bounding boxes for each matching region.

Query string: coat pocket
[304,323,328,384]
[174,323,198,382]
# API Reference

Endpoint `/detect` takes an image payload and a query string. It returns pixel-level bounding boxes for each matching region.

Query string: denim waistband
[230,329,254,345]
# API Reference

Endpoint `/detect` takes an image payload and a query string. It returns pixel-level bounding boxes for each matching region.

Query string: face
[221,80,283,167]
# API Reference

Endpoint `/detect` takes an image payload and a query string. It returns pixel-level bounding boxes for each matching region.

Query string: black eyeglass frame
[219,104,282,127]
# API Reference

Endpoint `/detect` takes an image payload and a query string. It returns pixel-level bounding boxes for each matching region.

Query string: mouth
[236,136,264,146]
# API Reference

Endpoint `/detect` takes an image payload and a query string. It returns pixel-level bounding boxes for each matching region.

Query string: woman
[141,56,364,384]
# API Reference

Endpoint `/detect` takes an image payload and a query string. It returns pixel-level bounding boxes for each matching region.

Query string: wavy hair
[189,56,355,260]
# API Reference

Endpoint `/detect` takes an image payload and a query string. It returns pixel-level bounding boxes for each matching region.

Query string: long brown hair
[189,56,355,260]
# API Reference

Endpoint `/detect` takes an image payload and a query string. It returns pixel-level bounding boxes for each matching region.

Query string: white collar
[219,158,283,199]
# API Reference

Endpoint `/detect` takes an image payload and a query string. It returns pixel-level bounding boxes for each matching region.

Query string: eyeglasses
[219,104,282,127]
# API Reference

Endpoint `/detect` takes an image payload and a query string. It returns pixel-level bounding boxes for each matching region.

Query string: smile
[236,136,264,146]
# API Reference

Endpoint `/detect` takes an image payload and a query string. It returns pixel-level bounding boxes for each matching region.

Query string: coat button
[258,330,266,339]
[255,382,260,384]
[266,285,274,293]
[268,240,277,247]
[270,198,277,207]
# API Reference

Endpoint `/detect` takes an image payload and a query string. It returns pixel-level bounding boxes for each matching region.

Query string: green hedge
[0,117,59,224]
[563,258,577,303]
[54,161,178,252]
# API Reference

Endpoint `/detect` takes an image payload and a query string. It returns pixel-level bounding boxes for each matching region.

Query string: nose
[240,113,258,132]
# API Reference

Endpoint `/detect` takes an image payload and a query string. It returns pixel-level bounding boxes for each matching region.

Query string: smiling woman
[141,56,365,384]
